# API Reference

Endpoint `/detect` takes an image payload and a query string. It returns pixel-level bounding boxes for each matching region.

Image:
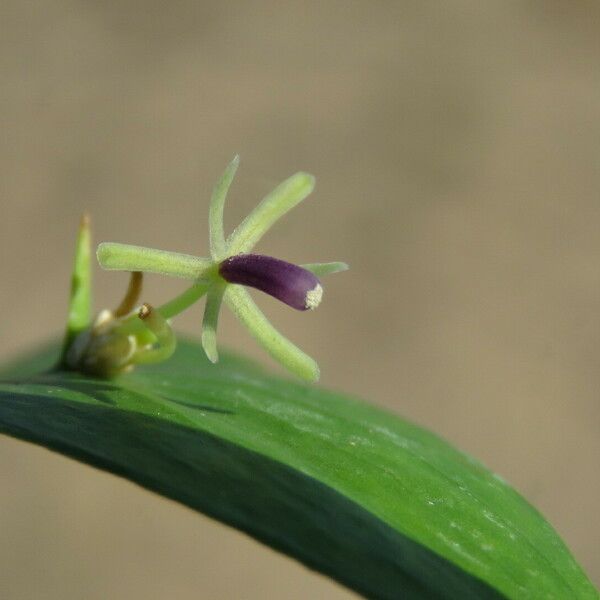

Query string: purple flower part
[219,254,322,311]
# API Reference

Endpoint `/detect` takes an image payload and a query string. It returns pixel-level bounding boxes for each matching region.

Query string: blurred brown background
[1,1,599,598]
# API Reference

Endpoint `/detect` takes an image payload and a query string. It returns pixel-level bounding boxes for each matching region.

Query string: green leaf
[0,340,596,600]
[61,215,92,356]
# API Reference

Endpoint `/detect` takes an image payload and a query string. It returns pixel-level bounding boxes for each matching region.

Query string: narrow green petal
[226,172,315,255]
[209,156,239,260]
[97,243,215,281]
[133,304,177,365]
[61,214,92,359]
[201,283,226,363]
[301,262,349,276]
[224,285,320,382]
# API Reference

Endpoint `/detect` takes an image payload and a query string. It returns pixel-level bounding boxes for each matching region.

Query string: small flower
[67,156,347,381]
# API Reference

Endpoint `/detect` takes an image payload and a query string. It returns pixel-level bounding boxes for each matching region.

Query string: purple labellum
[219,254,322,311]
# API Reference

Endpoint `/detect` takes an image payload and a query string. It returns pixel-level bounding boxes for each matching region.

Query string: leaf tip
[80,212,91,230]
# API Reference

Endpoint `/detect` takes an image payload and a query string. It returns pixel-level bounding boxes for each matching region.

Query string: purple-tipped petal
[219,254,322,311]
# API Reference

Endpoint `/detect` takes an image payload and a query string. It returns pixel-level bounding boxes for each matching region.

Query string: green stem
[116,282,211,339]
[159,282,212,319]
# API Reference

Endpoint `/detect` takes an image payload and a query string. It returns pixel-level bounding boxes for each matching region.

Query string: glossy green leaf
[0,340,596,600]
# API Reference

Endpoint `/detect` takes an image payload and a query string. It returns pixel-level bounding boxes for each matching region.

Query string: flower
[93,156,347,381]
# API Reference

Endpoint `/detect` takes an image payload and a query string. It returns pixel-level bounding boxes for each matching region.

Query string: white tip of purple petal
[305,283,323,310]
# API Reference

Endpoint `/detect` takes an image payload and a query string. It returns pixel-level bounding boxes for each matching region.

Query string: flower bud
[219,254,322,311]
